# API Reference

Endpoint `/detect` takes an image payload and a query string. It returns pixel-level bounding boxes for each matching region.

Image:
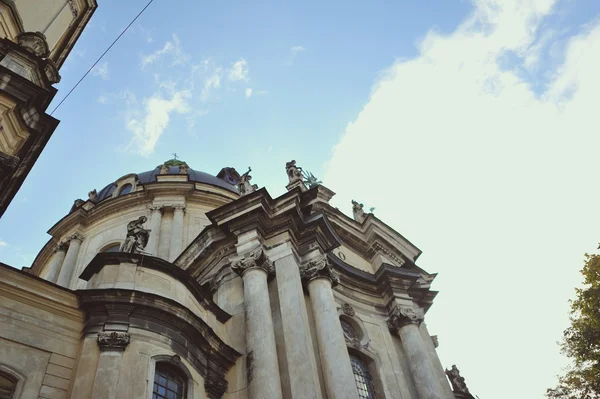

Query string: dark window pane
[350,355,377,399]
[118,183,133,196]
[153,362,186,399]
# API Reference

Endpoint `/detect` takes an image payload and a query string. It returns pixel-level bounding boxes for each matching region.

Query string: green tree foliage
[547,253,600,398]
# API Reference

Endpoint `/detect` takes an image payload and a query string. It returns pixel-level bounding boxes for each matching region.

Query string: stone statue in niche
[120,216,151,253]
[285,160,303,184]
[237,167,258,196]
[445,365,470,394]
[88,189,97,201]
[352,200,367,223]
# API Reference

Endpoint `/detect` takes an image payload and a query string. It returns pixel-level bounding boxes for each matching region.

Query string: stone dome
[93,159,239,203]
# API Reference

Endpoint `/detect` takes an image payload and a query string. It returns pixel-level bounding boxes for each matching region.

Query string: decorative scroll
[387,305,424,331]
[97,331,130,351]
[300,255,340,287]
[231,247,274,277]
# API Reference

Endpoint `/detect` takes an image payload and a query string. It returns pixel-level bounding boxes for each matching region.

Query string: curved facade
[0,159,475,399]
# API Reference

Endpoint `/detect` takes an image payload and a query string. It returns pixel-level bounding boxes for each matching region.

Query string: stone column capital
[53,241,68,253]
[97,331,131,352]
[68,232,84,243]
[231,247,274,278]
[300,254,340,287]
[148,205,163,214]
[173,204,186,213]
[387,304,425,331]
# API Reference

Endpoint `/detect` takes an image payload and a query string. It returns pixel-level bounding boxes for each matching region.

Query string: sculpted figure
[445,365,470,394]
[88,189,97,201]
[302,170,322,188]
[159,164,169,174]
[120,216,151,253]
[237,167,258,196]
[285,160,303,184]
[352,200,367,223]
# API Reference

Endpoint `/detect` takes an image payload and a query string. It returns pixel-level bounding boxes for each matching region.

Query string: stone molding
[97,331,130,351]
[79,288,241,399]
[231,247,274,278]
[387,305,425,331]
[300,254,340,287]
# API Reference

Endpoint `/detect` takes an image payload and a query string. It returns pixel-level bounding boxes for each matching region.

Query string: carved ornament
[387,305,424,331]
[231,247,274,277]
[204,374,228,399]
[300,254,340,287]
[16,32,50,58]
[445,365,470,394]
[97,331,130,351]
[148,205,163,214]
[43,60,61,84]
[53,242,68,253]
[68,232,84,242]
[341,303,355,317]
[173,204,186,213]
[179,163,189,174]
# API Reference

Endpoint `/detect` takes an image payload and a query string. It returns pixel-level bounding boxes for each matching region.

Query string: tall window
[350,355,377,399]
[153,363,186,399]
[118,183,133,196]
[0,370,17,399]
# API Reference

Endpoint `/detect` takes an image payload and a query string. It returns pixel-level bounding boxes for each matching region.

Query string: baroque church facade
[0,2,475,399]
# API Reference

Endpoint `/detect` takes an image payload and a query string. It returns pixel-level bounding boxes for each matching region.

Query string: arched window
[0,370,17,399]
[100,243,121,253]
[350,355,377,399]
[153,363,186,399]
[118,183,133,196]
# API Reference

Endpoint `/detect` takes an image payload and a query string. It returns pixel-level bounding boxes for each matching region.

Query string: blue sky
[3,0,600,398]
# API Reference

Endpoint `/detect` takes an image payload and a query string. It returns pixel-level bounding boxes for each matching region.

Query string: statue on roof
[445,365,470,394]
[120,216,151,254]
[238,167,258,196]
[88,189,97,202]
[302,170,322,188]
[286,160,303,184]
[352,200,367,223]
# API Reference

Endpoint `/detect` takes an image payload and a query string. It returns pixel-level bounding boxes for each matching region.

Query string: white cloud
[92,61,109,80]
[97,95,108,104]
[0,239,7,247]
[245,88,253,98]
[325,1,600,398]
[141,34,189,68]
[228,59,249,82]
[201,69,222,102]
[283,45,306,66]
[125,89,191,156]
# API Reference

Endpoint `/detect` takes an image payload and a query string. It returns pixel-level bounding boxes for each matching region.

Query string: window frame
[349,354,378,399]
[0,365,26,399]
[147,355,193,399]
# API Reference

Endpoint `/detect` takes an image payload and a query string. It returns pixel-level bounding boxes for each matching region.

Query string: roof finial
[172,152,178,160]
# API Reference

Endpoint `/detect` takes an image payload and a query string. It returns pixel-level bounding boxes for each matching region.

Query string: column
[146,205,163,256]
[169,205,185,261]
[388,305,444,399]
[90,331,130,399]
[419,323,455,398]
[273,246,321,399]
[56,233,83,288]
[45,242,67,283]
[232,247,283,399]
[302,255,359,399]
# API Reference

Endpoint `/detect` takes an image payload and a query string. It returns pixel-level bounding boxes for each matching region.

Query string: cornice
[78,288,240,398]
[327,254,438,312]
[79,252,232,323]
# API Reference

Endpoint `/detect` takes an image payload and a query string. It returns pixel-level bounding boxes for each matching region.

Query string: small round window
[118,183,133,196]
